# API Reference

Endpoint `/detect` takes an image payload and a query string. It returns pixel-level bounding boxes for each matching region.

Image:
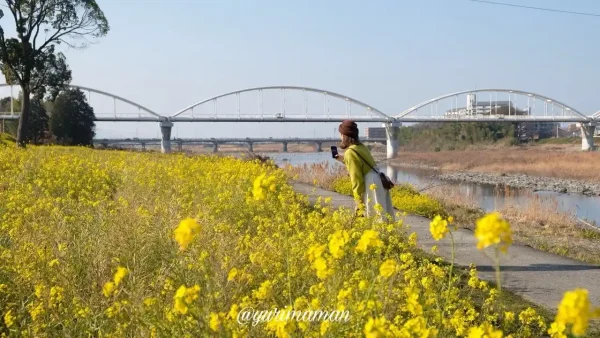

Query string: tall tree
[49,88,95,146]
[0,0,109,147]
[26,98,49,144]
[0,95,48,143]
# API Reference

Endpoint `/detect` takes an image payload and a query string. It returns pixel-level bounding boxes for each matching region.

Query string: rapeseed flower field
[0,147,595,337]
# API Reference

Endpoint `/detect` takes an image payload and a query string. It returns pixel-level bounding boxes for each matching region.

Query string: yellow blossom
[475,212,513,253]
[4,310,15,328]
[173,284,200,314]
[173,218,200,251]
[429,215,449,241]
[552,288,599,336]
[355,230,384,253]
[379,259,398,278]
[364,317,387,338]
[328,230,349,259]
[228,267,238,281]
[103,282,115,297]
[114,266,128,286]
[320,320,330,335]
[209,312,222,332]
[254,280,273,300]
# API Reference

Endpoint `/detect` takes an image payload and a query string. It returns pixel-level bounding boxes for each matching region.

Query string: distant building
[364,127,387,139]
[446,93,561,141]
[445,94,528,117]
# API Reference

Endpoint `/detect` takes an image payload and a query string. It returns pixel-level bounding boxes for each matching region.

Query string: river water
[265,152,600,225]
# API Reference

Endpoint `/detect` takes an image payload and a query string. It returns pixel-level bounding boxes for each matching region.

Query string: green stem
[495,247,501,293]
[447,232,455,296]
[284,221,293,306]
[441,232,455,327]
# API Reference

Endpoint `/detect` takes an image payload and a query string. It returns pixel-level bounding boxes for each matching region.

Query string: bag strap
[348,148,380,174]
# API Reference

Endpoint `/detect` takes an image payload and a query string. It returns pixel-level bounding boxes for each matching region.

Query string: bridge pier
[282,142,288,153]
[315,142,323,152]
[177,142,183,152]
[248,142,254,153]
[386,164,398,183]
[141,142,146,151]
[160,120,173,154]
[212,143,219,153]
[581,124,597,151]
[384,121,401,159]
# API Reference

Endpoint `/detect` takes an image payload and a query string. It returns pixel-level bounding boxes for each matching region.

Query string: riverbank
[292,181,600,316]
[436,172,600,196]
[387,147,600,194]
[284,162,600,266]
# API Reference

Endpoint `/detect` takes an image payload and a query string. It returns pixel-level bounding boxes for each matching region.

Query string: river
[265,152,600,226]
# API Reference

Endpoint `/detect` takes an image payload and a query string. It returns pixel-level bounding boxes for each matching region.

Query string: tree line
[397,122,518,151]
[1,88,96,146]
[0,0,109,147]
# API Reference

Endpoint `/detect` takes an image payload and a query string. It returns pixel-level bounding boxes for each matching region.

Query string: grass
[0,133,15,146]
[535,137,600,145]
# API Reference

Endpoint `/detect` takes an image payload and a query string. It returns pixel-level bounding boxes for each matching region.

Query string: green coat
[343,143,377,201]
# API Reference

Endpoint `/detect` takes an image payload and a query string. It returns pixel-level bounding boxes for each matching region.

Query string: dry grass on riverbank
[429,185,600,265]
[393,147,600,182]
[285,163,600,265]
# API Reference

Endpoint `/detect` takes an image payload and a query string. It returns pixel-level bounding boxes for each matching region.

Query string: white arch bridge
[0,84,598,157]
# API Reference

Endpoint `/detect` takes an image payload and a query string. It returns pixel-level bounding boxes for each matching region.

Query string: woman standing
[335,120,395,222]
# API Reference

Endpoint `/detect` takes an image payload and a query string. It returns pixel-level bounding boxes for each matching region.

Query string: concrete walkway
[292,182,600,311]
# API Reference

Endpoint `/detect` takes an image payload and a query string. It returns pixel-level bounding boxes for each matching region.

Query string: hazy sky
[2,0,600,138]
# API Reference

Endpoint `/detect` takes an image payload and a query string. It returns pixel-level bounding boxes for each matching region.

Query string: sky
[2,0,600,139]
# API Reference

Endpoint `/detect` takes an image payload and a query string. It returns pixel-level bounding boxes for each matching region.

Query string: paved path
[292,182,600,311]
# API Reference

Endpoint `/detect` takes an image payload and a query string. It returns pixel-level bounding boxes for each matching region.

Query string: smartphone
[331,146,338,159]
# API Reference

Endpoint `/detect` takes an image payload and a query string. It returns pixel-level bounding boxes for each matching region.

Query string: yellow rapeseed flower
[4,309,15,328]
[228,267,238,281]
[313,257,332,280]
[103,282,115,297]
[320,321,330,335]
[173,218,200,251]
[114,266,128,286]
[254,280,273,300]
[328,230,349,259]
[429,215,449,241]
[209,312,222,332]
[552,288,599,337]
[355,230,384,253]
[364,317,387,338]
[173,284,201,314]
[379,259,398,278]
[474,212,512,253]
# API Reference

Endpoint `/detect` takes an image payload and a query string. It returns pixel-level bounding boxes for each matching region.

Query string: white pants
[362,170,396,222]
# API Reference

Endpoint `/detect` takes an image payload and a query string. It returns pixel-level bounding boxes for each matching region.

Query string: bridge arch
[171,85,391,120]
[0,83,162,118]
[396,89,589,121]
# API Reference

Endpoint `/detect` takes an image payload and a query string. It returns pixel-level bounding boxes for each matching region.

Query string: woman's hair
[340,134,360,149]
